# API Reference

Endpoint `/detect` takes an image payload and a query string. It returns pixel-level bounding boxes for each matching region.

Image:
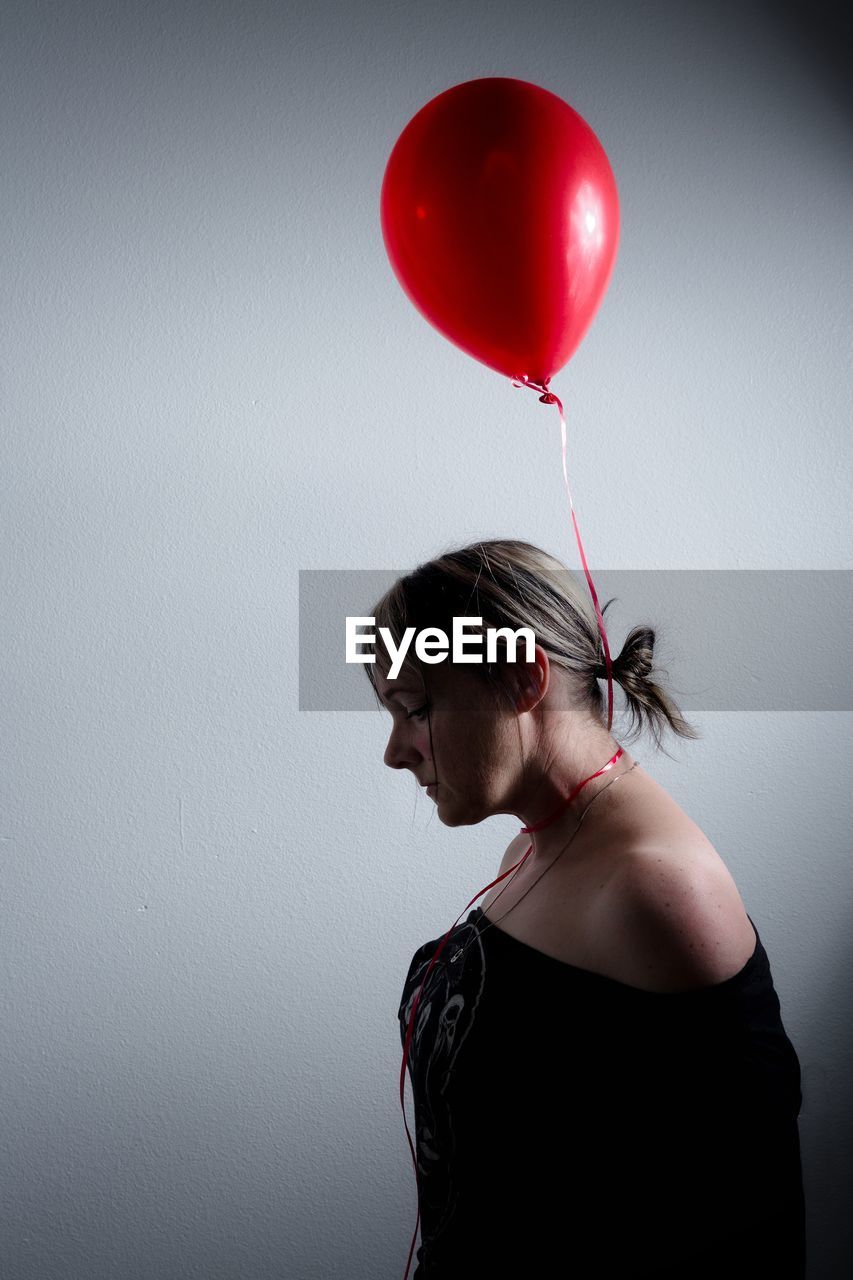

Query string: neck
[512,742,642,866]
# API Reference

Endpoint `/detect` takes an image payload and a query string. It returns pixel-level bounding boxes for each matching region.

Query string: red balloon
[380,77,620,386]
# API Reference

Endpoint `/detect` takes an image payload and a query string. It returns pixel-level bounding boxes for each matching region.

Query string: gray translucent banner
[299,570,852,712]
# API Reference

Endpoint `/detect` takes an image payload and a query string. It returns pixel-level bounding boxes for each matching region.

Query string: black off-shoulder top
[398,907,806,1278]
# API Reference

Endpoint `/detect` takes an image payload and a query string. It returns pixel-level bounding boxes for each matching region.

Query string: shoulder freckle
[610,859,755,992]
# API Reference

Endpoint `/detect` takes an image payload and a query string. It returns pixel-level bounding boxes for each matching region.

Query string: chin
[438,797,489,829]
[433,793,462,827]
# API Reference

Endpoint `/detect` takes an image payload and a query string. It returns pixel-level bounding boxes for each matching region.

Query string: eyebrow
[375,686,418,707]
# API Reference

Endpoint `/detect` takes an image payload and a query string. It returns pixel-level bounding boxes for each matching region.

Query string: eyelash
[407,704,429,721]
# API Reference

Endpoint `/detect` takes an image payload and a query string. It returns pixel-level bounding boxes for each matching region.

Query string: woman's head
[366,539,700,824]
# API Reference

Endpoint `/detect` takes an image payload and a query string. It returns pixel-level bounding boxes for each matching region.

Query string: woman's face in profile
[374,661,519,826]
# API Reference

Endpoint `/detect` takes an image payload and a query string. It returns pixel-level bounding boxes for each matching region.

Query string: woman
[367,539,806,1279]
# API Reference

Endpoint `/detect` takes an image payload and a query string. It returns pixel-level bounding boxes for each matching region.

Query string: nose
[383,721,427,774]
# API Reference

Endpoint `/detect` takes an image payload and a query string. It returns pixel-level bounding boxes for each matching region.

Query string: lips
[426,784,437,797]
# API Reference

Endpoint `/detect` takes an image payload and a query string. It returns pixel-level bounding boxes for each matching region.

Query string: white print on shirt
[399,914,487,1249]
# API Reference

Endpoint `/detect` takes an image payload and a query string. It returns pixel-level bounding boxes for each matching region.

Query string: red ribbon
[399,377,620,1277]
[512,373,616,733]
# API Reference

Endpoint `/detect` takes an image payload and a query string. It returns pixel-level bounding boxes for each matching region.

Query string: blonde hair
[365,538,700,759]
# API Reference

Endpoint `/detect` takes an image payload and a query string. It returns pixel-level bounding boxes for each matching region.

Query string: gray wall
[2,1,850,1276]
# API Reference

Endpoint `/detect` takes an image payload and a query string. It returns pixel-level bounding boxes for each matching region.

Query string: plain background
[2,0,851,1276]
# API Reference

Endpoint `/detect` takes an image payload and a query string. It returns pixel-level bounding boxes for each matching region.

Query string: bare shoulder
[502,830,533,870]
[481,832,533,909]
[601,847,757,993]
